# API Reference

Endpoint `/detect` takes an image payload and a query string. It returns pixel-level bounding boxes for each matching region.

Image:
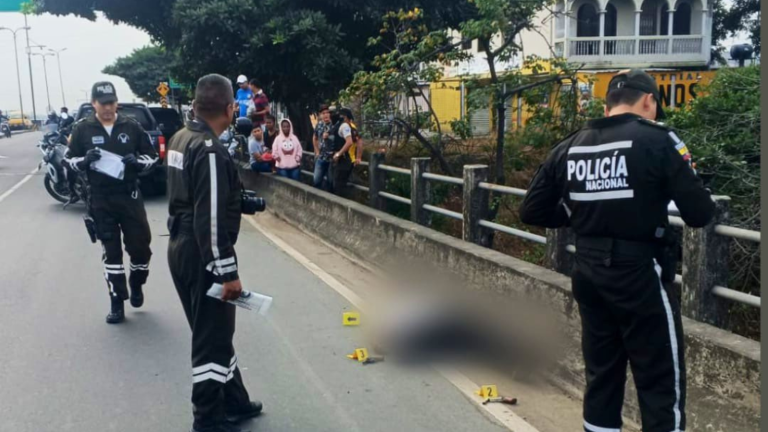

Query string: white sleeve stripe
[208,153,221,264]
[219,265,238,274]
[216,257,236,266]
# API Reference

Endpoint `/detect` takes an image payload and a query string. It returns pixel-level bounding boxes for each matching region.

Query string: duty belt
[575,236,657,265]
[90,181,138,196]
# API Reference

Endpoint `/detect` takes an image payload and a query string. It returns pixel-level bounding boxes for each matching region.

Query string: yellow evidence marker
[346,348,370,362]
[342,312,360,326]
[476,385,499,399]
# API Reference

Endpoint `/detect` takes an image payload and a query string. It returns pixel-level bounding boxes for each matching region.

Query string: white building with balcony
[552,0,713,68]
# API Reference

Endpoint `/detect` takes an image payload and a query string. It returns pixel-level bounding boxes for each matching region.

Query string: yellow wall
[429,79,463,131]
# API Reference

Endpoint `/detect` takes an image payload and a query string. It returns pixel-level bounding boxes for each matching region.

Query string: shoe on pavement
[226,401,263,424]
[106,298,125,324]
[191,423,249,432]
[129,283,144,308]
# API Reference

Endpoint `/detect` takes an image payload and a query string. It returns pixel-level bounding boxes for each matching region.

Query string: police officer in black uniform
[166,74,262,432]
[65,81,158,324]
[519,69,716,432]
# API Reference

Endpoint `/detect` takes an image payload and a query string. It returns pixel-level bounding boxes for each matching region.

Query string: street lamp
[0,26,31,124]
[31,52,55,114]
[48,48,67,108]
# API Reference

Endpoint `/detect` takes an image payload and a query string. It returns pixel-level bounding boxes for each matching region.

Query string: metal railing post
[462,165,490,246]
[410,157,431,226]
[682,198,731,328]
[369,152,387,211]
[546,228,574,275]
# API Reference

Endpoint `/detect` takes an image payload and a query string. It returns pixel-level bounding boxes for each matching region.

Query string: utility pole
[32,52,54,113]
[23,14,37,124]
[0,26,30,123]
[49,48,68,107]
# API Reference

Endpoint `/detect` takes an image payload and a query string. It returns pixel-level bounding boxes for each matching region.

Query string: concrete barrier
[241,167,761,431]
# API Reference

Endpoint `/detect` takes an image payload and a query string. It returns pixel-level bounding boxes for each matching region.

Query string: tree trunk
[287,102,313,151]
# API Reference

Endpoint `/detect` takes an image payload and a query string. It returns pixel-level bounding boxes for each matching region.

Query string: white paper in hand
[90,149,125,180]
[206,283,273,316]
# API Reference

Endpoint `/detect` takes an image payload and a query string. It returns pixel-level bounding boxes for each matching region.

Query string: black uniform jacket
[65,113,157,191]
[166,119,243,283]
[519,113,715,242]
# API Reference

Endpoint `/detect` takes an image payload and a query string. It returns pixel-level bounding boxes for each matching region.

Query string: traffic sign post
[157,82,170,97]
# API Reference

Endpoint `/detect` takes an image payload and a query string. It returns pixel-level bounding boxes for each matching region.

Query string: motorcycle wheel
[44,173,71,203]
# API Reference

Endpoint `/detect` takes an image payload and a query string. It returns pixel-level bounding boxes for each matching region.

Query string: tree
[710,0,760,64]
[102,46,190,105]
[34,0,474,144]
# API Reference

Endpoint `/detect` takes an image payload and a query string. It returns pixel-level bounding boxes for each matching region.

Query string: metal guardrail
[423,204,463,220]
[423,172,463,186]
[379,191,411,205]
[379,164,410,175]
[298,153,761,312]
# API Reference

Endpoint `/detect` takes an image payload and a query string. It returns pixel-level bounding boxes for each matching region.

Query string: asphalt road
[0,132,509,432]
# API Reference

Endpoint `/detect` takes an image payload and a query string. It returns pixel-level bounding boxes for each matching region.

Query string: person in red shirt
[247,79,270,128]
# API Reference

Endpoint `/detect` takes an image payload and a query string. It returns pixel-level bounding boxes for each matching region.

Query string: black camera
[241,190,266,215]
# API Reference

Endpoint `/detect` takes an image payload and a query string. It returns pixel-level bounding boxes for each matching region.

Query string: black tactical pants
[91,190,152,300]
[572,238,685,432]
[332,156,354,199]
[168,229,250,428]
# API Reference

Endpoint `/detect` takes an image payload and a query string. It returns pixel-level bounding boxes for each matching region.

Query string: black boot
[226,401,263,424]
[129,281,144,308]
[106,297,125,324]
[191,423,248,432]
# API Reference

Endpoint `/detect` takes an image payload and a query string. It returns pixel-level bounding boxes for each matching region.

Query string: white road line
[244,214,541,432]
[0,166,39,204]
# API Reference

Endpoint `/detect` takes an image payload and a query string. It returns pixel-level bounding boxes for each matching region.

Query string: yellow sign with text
[584,70,717,109]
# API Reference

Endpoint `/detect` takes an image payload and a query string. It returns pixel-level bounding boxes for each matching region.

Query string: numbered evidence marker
[475,385,499,399]
[342,312,360,326]
[354,348,369,362]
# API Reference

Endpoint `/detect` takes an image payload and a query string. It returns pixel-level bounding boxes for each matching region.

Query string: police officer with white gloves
[65,81,158,324]
[519,69,715,432]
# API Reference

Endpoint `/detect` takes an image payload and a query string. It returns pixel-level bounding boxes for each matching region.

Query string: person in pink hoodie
[272,118,303,180]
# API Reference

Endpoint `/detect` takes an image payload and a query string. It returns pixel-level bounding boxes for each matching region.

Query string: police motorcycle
[37,129,87,205]
[219,117,253,163]
[0,121,10,139]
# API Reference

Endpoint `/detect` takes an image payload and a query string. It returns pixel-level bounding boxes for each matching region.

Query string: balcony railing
[560,35,707,65]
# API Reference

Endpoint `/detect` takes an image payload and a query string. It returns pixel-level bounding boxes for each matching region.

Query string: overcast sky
[0,12,150,119]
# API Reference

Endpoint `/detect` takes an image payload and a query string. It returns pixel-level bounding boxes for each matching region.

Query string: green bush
[666,65,761,338]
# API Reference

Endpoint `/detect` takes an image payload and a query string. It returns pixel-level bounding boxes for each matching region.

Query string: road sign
[169,77,185,90]
[0,0,23,12]
[160,96,168,109]
[157,82,170,97]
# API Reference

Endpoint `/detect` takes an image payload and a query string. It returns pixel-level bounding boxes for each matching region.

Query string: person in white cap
[234,74,253,119]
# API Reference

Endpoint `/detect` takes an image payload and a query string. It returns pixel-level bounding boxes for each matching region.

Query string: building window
[477,39,487,53]
[461,38,472,50]
[605,4,618,37]
[673,3,692,35]
[576,4,600,37]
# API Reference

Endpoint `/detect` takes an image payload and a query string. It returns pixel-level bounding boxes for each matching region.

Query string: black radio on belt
[83,214,98,243]
[241,190,266,215]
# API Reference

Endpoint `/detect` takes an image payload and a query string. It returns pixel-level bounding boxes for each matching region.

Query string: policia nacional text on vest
[64,81,158,324]
[519,69,715,432]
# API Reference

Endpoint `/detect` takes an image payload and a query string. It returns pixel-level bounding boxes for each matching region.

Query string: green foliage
[102,45,189,104]
[666,66,760,336]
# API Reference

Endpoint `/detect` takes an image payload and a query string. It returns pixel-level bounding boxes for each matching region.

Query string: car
[74,102,167,196]
[6,110,33,131]
[148,107,185,143]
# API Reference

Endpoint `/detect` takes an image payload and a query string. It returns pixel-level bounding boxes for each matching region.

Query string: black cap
[318,104,330,113]
[339,107,354,121]
[91,81,118,104]
[607,69,665,120]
